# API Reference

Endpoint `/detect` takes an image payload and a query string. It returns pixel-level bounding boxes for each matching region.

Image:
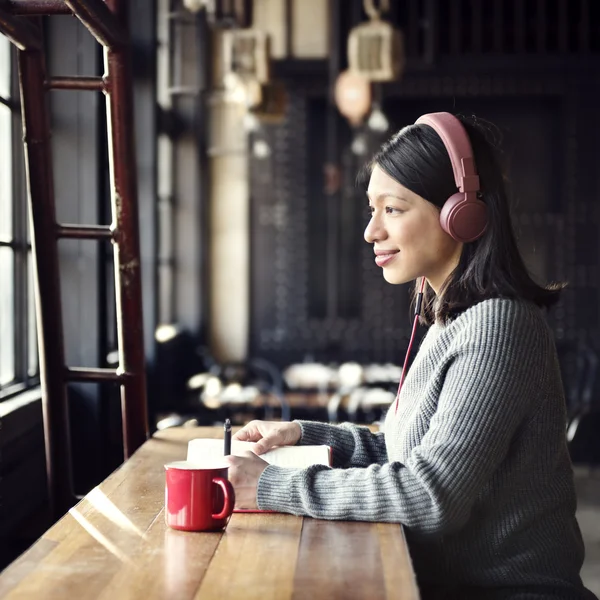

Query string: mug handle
[212,477,235,519]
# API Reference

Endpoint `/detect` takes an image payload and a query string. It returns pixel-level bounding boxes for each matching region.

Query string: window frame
[0,38,39,401]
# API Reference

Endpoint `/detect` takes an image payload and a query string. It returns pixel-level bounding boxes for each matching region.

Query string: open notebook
[186,438,332,513]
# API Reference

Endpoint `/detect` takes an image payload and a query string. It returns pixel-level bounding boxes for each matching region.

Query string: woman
[225,112,597,599]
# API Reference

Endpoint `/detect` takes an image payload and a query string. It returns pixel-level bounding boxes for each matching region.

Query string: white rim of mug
[164,460,230,470]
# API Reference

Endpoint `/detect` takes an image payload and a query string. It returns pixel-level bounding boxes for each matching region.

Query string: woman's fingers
[233,422,261,442]
[232,421,299,452]
[253,435,277,455]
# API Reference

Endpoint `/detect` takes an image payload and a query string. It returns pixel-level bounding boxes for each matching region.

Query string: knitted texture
[257,298,593,597]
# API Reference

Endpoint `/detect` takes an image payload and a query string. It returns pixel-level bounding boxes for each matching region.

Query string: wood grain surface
[0,427,420,599]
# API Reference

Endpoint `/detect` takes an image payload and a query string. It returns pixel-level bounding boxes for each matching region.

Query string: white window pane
[28,252,38,376]
[0,246,15,386]
[0,33,10,99]
[0,104,12,242]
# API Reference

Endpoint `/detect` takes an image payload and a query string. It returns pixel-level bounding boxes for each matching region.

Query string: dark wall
[248,1,600,393]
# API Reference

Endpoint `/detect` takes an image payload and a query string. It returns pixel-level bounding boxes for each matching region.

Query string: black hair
[362,114,565,326]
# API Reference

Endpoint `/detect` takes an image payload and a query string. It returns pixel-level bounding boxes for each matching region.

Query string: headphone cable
[394,276,426,414]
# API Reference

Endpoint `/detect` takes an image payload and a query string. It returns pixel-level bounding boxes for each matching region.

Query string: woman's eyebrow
[367,193,411,204]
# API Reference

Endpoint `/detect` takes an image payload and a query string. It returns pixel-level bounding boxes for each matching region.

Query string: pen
[224,418,231,456]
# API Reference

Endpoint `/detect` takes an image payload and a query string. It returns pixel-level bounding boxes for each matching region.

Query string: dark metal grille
[380,0,598,61]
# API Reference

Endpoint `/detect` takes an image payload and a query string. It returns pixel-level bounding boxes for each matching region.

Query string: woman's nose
[364,215,386,244]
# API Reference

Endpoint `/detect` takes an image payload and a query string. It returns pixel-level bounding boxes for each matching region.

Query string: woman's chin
[382,269,411,285]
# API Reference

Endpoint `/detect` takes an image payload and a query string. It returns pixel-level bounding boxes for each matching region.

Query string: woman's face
[364,165,462,293]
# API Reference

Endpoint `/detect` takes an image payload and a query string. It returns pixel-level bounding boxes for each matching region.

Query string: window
[0,34,38,399]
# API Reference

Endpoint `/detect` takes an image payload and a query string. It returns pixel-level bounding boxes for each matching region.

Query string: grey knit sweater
[257,298,595,599]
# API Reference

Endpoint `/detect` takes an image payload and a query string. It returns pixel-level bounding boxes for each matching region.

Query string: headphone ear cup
[440,193,488,243]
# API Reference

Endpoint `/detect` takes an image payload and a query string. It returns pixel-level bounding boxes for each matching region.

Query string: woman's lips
[374,251,399,267]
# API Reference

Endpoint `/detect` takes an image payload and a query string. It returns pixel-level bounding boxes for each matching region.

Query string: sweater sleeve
[294,420,387,467]
[257,304,547,536]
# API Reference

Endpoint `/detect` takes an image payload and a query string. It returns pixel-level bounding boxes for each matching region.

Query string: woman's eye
[366,206,403,218]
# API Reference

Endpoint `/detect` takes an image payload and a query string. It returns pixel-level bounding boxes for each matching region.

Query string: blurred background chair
[566,344,600,468]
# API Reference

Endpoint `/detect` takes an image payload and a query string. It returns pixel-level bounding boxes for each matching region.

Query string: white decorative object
[182,0,206,13]
[367,103,390,132]
[222,29,271,87]
[347,0,405,82]
[334,69,372,126]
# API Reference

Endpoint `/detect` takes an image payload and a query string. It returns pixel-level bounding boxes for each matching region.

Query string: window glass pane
[0,34,11,243]
[0,246,15,386]
[0,104,12,242]
[0,33,10,99]
[28,251,38,376]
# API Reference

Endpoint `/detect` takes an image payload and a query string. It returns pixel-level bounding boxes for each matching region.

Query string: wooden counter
[0,427,420,599]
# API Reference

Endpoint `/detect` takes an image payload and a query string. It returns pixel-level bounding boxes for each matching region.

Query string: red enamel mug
[164,461,235,531]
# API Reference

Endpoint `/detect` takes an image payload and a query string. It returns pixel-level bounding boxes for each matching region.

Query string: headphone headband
[414,112,487,243]
[415,112,480,197]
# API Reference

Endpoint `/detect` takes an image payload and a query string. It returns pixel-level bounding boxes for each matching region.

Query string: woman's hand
[233,420,302,455]
[225,451,270,510]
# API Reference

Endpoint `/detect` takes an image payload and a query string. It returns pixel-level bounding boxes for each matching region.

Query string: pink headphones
[415,112,488,243]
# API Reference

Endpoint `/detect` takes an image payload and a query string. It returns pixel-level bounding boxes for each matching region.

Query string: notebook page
[261,445,330,468]
[187,438,330,468]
